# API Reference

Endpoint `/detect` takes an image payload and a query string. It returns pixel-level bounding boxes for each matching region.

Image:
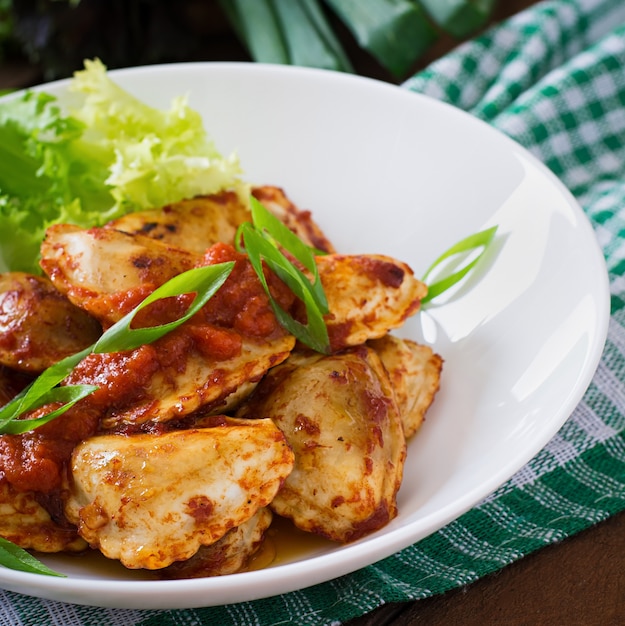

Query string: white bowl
[0,62,610,609]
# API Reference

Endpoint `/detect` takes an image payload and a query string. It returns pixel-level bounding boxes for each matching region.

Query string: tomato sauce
[0,404,100,493]
[359,255,406,288]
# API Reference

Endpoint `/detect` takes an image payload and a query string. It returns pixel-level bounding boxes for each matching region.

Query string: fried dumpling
[157,507,273,579]
[66,332,296,429]
[0,480,86,553]
[238,346,406,542]
[105,190,251,254]
[40,224,198,324]
[60,242,297,428]
[0,272,101,372]
[252,186,335,253]
[64,418,294,570]
[105,185,335,255]
[318,254,427,351]
[40,217,424,352]
[369,334,443,438]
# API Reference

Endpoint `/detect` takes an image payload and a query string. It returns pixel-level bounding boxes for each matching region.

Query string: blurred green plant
[222,0,496,77]
[0,0,14,62]
[0,0,498,82]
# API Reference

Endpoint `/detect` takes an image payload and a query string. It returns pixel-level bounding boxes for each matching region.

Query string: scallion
[236,197,331,354]
[421,225,498,305]
[0,538,65,577]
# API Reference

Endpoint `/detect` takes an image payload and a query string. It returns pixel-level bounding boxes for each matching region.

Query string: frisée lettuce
[0,58,245,274]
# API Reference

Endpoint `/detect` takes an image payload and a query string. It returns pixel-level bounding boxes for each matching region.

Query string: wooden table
[2,2,624,624]
[347,510,625,625]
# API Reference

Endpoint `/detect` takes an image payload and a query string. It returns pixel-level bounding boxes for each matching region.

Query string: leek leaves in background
[419,0,497,39]
[274,0,353,72]
[2,1,500,82]
[323,0,436,77]
[220,0,498,78]
[222,0,352,71]
[220,0,289,65]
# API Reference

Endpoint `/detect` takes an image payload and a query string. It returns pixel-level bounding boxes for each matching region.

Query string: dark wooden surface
[346,511,625,626]
[2,2,624,624]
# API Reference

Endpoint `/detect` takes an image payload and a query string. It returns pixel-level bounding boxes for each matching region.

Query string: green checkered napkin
[4,0,625,624]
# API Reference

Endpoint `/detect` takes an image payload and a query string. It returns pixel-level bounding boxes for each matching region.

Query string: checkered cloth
[3,0,625,624]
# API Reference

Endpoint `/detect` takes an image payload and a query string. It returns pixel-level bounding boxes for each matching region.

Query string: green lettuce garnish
[0,58,244,274]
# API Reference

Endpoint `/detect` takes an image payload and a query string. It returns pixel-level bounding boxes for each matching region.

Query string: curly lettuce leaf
[70,59,245,212]
[0,58,245,274]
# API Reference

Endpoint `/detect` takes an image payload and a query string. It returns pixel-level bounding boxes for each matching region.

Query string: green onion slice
[0,537,65,577]
[0,349,91,429]
[236,197,330,354]
[421,225,498,305]
[0,384,98,435]
[93,262,234,353]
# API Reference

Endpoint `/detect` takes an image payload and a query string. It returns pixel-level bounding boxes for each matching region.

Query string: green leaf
[224,0,289,64]
[324,0,438,77]
[249,196,328,312]
[0,537,65,577]
[70,59,245,214]
[236,197,330,354]
[93,262,234,354]
[421,225,498,305]
[238,223,330,353]
[0,384,98,435]
[0,90,103,273]
[298,0,354,72]
[0,348,90,427]
[419,0,496,39]
[272,0,352,71]
[0,61,244,274]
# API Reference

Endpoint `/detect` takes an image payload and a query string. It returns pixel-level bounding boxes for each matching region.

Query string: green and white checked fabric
[3,0,625,624]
